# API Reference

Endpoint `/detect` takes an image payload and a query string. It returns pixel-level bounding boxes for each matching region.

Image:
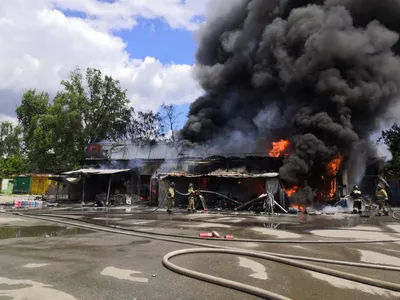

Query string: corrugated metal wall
[11,175,56,195]
[13,176,31,194]
[31,175,56,195]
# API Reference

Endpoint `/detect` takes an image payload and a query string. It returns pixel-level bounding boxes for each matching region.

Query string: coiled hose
[6,211,400,300]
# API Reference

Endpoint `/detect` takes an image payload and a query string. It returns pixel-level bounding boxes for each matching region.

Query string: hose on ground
[163,248,400,300]
[6,211,400,299]
[386,203,400,221]
[19,212,400,244]
[72,195,170,215]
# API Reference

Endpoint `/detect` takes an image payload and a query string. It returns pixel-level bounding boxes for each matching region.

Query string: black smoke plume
[181,0,400,202]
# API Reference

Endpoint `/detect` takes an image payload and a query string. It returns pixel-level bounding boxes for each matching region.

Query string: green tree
[15,89,56,172]
[0,122,28,176]
[378,123,400,178]
[15,89,49,152]
[60,67,131,144]
[0,155,28,177]
[0,122,21,157]
[15,67,132,172]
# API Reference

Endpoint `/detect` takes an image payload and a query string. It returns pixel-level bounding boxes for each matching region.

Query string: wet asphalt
[0,206,400,300]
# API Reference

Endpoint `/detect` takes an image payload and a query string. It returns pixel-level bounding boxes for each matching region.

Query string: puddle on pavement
[0,226,92,239]
[238,214,377,234]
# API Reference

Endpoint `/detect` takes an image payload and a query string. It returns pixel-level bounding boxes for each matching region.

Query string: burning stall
[158,170,285,212]
[155,156,287,212]
[80,139,351,209]
[267,138,346,208]
[63,168,132,206]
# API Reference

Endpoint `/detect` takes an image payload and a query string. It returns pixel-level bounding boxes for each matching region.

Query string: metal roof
[161,170,279,179]
[63,168,131,175]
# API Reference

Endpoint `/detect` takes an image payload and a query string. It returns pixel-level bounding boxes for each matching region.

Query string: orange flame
[269,139,290,157]
[326,155,343,176]
[326,155,343,198]
[285,186,300,196]
[289,204,305,212]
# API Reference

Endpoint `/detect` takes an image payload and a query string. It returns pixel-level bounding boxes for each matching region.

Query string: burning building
[59,2,396,208]
[157,155,286,212]
[179,0,400,203]
[57,136,385,211]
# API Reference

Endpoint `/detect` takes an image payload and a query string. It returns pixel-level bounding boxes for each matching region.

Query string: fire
[269,139,290,157]
[285,186,300,196]
[326,155,344,198]
[326,155,343,176]
[289,204,305,212]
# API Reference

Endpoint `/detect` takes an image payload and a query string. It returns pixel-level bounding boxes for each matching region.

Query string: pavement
[0,206,400,300]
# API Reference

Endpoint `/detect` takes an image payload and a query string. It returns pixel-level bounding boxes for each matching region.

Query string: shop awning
[160,170,279,179]
[63,168,131,175]
[49,175,81,184]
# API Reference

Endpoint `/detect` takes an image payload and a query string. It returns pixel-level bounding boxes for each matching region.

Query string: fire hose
[5,210,400,300]
[174,189,242,205]
[235,194,269,211]
[386,203,400,221]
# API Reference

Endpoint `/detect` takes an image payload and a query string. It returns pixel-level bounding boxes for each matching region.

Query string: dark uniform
[376,186,389,216]
[351,186,362,214]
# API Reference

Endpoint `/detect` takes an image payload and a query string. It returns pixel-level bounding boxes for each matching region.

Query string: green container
[13,176,31,194]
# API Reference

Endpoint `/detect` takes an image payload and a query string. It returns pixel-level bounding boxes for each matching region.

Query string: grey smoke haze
[181,0,400,201]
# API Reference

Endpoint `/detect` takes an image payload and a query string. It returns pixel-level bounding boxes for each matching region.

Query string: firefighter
[376,185,389,216]
[167,182,175,214]
[187,183,195,213]
[351,185,362,214]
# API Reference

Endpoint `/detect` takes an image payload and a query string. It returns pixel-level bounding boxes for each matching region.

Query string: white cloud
[0,114,18,125]
[51,0,213,31]
[0,0,205,120]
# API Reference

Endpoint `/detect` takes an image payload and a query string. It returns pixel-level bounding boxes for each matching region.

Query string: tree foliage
[0,155,28,177]
[16,89,49,152]
[0,122,27,177]
[2,66,177,175]
[15,67,132,172]
[0,122,21,158]
[379,123,400,178]
[60,67,131,144]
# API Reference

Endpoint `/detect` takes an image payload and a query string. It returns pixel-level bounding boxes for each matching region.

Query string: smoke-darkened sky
[181,0,400,197]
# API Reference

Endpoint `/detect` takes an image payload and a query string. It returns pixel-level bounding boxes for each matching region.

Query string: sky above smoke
[181,0,400,197]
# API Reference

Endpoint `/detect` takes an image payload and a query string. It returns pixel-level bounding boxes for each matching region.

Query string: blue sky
[61,10,198,129]
[117,18,196,129]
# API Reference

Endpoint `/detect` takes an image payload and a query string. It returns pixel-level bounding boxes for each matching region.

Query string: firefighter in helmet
[376,185,389,216]
[351,185,362,214]
[187,183,195,213]
[167,182,175,214]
